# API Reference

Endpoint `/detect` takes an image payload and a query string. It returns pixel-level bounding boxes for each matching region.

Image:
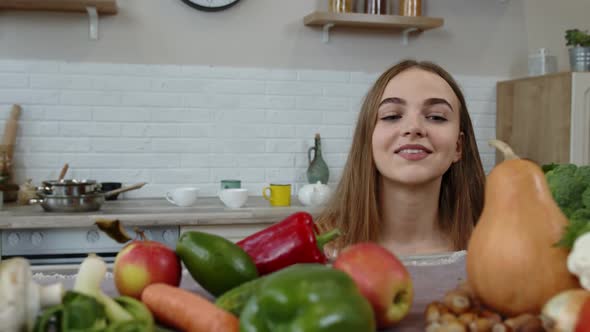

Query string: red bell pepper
[237,211,341,276]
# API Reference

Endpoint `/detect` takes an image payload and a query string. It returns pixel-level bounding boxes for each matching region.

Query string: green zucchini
[176,231,258,297]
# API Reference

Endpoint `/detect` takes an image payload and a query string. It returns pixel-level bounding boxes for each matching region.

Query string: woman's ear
[454,132,464,162]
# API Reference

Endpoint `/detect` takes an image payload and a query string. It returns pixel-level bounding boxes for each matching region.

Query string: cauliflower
[567,232,590,291]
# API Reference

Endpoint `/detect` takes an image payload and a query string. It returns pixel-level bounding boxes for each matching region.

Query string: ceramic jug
[298,181,332,207]
[307,133,329,184]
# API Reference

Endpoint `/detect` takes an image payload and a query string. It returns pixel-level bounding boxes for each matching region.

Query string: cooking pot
[31,182,146,212]
[30,193,105,212]
[39,179,100,196]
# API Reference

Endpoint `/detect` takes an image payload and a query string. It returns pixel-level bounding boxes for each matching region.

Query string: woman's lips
[395,145,432,161]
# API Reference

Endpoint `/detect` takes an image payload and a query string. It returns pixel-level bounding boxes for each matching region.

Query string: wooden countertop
[0,196,322,230]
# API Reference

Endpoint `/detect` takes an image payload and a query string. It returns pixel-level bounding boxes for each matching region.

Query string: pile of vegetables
[16,210,377,332]
[168,211,377,332]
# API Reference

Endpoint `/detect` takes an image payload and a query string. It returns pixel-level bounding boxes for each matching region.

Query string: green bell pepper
[239,264,376,332]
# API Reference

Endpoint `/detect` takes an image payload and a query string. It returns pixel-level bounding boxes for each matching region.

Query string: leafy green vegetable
[545,163,590,249]
[546,164,585,217]
[34,291,154,332]
[570,208,590,220]
[104,320,152,332]
[34,291,107,332]
[114,296,154,330]
[33,305,63,332]
[575,165,590,183]
[62,291,108,331]
[582,186,590,209]
[542,163,560,173]
[556,218,590,249]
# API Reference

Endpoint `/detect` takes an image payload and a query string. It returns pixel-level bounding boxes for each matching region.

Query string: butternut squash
[466,139,580,316]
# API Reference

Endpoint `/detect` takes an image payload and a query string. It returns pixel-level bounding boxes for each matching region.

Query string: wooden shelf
[303,11,444,44]
[0,0,118,40]
[0,0,117,15]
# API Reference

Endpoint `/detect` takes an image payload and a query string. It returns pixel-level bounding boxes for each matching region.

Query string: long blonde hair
[317,60,485,251]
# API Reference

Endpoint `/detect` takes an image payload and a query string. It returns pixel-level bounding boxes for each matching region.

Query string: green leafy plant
[565,29,590,47]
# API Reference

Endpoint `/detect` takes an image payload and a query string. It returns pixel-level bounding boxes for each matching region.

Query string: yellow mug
[262,184,292,207]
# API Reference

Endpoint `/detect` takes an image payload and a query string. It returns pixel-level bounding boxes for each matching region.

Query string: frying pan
[31,182,146,212]
[39,179,100,196]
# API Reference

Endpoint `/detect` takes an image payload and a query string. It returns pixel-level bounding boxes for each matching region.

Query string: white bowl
[219,188,248,209]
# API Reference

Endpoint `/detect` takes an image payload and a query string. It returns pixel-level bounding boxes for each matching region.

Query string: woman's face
[372,68,462,185]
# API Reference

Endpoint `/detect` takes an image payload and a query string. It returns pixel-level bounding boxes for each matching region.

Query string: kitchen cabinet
[303,11,443,44]
[496,72,590,165]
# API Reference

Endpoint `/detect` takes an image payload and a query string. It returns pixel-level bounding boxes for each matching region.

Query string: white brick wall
[0,60,503,198]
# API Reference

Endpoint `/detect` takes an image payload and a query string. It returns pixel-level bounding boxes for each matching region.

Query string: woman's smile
[395,144,432,161]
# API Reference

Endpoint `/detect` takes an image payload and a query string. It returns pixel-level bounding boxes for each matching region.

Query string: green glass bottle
[307,133,329,184]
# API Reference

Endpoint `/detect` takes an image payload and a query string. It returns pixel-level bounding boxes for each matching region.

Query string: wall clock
[181,0,241,12]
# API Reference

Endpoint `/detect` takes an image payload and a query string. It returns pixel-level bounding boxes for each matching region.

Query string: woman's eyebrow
[378,97,405,107]
[379,97,455,112]
[423,98,454,111]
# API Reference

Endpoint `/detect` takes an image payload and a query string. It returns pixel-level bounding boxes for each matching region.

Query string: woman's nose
[402,117,426,137]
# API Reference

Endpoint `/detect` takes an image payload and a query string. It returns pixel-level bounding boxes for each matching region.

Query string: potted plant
[565,29,590,72]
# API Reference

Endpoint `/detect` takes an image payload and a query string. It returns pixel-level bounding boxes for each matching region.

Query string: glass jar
[329,0,354,13]
[528,48,557,76]
[399,0,422,16]
[365,0,387,15]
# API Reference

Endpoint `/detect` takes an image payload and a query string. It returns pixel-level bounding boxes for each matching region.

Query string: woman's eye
[380,115,401,121]
[427,115,447,122]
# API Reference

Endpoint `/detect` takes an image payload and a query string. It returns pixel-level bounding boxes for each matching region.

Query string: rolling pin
[1,104,22,160]
[2,104,21,144]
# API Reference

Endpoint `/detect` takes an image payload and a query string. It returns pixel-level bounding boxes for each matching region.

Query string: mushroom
[0,257,64,332]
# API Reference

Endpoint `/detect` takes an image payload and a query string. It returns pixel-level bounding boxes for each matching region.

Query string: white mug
[219,188,248,209]
[166,187,199,207]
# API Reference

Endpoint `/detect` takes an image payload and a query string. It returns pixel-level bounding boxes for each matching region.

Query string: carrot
[141,283,239,332]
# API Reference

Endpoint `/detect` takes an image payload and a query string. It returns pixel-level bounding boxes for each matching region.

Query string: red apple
[541,289,590,332]
[114,240,181,299]
[332,242,413,329]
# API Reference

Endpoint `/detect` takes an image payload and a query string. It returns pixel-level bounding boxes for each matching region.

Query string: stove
[1,226,179,265]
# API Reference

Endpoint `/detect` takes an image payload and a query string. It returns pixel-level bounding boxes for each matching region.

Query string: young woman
[317,59,485,257]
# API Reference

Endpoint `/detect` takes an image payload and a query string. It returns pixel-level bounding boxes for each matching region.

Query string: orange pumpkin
[466,140,580,316]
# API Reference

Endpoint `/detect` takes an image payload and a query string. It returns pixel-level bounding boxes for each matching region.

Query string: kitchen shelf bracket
[322,23,335,43]
[401,27,419,46]
[86,6,99,40]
